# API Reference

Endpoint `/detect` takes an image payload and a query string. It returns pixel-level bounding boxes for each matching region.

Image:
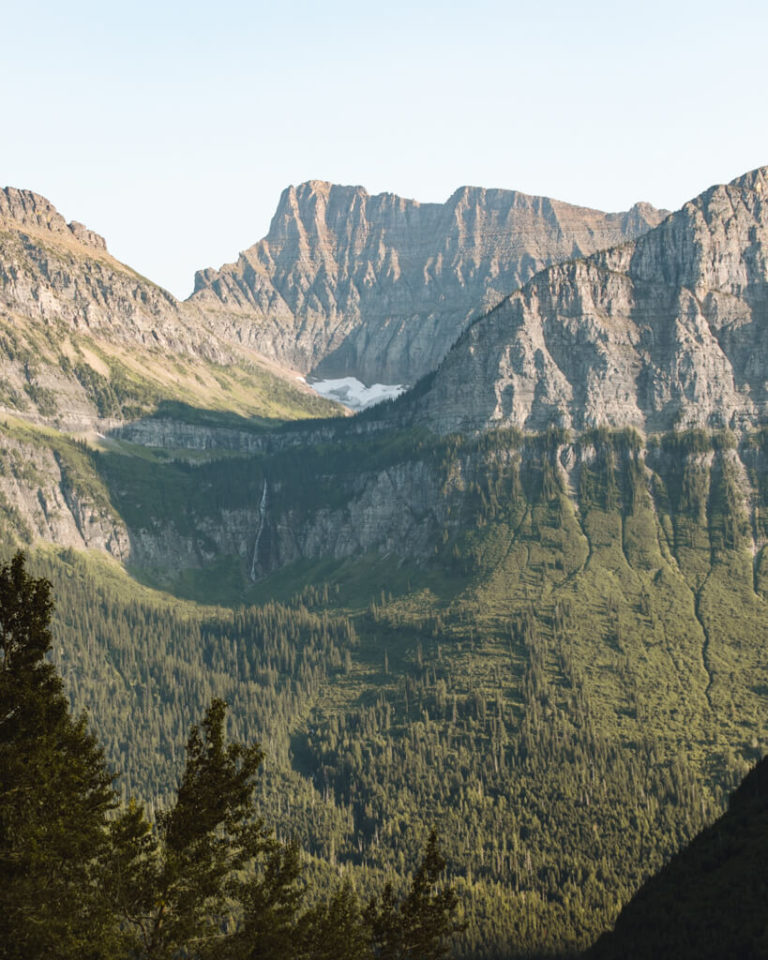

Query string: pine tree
[223,840,306,960]
[366,882,404,960]
[302,876,372,960]
[365,831,464,960]
[108,698,268,959]
[103,799,162,957]
[399,831,464,960]
[0,552,118,959]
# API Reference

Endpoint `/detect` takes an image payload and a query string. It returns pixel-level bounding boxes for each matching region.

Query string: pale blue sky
[3,0,766,297]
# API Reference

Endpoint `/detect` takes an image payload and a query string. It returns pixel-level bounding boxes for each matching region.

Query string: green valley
[3,166,768,958]
[2,419,766,957]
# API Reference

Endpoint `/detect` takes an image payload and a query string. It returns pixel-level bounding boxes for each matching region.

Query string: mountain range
[1,168,767,959]
[190,181,666,385]
[399,167,768,435]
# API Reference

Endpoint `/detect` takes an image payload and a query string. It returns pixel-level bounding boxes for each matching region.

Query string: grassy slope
[0,309,342,424]
[0,219,343,427]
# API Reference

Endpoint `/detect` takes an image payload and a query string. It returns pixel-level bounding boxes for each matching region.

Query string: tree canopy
[0,552,464,960]
[0,552,117,958]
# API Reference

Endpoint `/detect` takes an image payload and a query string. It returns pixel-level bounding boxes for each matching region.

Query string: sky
[2,0,766,299]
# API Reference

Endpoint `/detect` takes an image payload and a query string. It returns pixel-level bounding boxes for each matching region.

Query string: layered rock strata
[189,181,667,384]
[405,168,768,435]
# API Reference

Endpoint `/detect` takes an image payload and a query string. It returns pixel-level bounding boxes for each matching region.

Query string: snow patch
[307,377,407,411]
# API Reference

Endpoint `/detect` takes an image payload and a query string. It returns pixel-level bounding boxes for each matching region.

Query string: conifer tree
[225,841,306,960]
[0,552,117,959]
[302,876,372,960]
[399,831,464,960]
[365,831,464,960]
[108,698,268,959]
[366,881,404,960]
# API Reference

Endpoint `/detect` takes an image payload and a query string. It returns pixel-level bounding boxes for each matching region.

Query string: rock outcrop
[403,167,768,435]
[0,187,221,356]
[0,188,340,426]
[189,181,667,385]
[0,431,129,559]
[0,187,108,251]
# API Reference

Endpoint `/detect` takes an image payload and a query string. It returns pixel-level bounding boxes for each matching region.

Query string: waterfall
[249,479,268,581]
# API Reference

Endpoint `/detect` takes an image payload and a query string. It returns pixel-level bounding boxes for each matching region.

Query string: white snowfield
[305,377,407,411]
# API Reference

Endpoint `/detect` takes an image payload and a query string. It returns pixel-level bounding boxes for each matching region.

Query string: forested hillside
[2,168,767,957]
[585,756,768,958]
[4,419,766,957]
[0,553,464,960]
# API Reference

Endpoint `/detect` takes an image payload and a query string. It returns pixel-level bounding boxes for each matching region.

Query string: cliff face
[189,181,667,384]
[406,167,768,435]
[100,424,767,600]
[0,430,129,560]
[0,188,341,426]
[5,168,768,577]
[0,187,199,351]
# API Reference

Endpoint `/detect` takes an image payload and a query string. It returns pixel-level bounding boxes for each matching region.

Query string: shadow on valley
[3,419,768,958]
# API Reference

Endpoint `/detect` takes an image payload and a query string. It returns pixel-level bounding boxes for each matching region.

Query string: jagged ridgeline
[3,420,767,958]
[0,187,341,428]
[392,167,768,436]
[189,181,666,385]
[1,167,768,958]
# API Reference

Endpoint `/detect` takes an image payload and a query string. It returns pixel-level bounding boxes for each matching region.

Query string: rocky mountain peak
[399,166,768,436]
[266,181,373,251]
[0,186,108,252]
[619,200,666,235]
[189,181,668,384]
[728,164,768,195]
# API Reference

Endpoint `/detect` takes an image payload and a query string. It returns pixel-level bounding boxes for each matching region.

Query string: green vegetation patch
[4,423,768,957]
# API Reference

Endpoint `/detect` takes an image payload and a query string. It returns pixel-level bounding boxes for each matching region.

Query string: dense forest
[1,420,766,956]
[0,553,465,960]
[585,755,768,959]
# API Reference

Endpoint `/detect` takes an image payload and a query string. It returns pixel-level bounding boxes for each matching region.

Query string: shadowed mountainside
[585,756,768,959]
